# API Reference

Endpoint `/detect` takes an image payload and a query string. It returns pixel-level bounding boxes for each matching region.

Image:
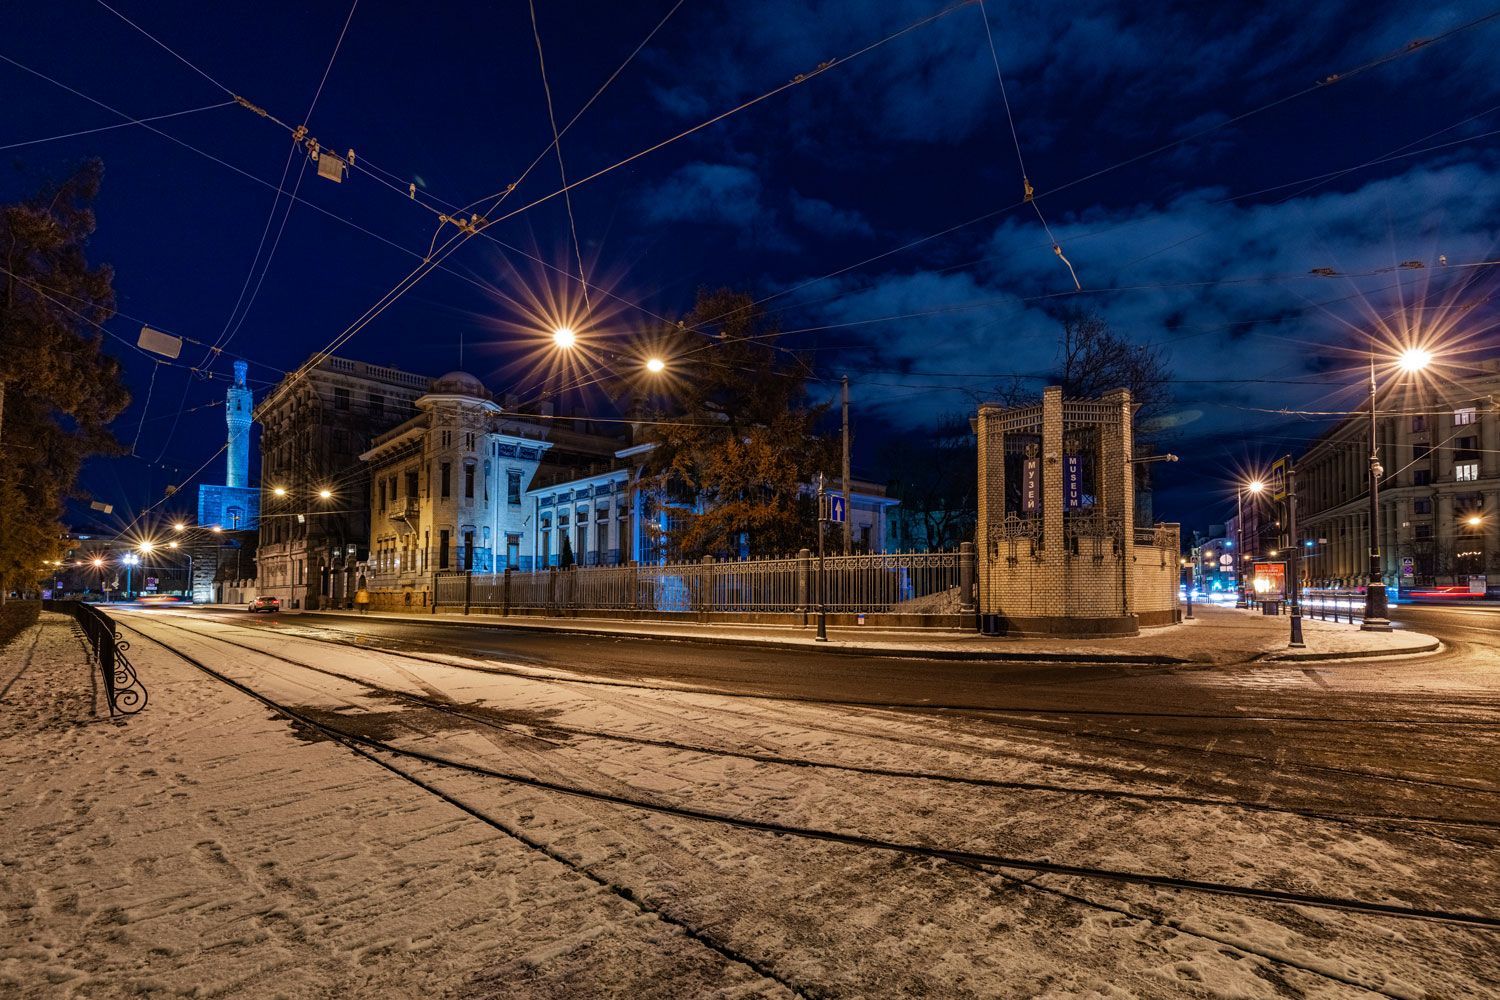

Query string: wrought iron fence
[437,547,975,619]
[47,601,148,715]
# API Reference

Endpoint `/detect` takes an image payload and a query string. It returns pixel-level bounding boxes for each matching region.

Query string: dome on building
[431,371,486,397]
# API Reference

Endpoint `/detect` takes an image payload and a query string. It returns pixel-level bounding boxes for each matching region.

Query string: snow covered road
[4,608,1498,998]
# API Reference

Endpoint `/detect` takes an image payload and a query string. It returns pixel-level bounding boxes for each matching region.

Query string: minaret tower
[226,360,252,488]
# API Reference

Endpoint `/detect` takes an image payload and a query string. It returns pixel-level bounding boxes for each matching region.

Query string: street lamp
[645,357,666,374]
[1364,346,1430,631]
[273,486,287,497]
[1235,479,1265,608]
[318,488,333,500]
[552,326,577,349]
[173,522,186,532]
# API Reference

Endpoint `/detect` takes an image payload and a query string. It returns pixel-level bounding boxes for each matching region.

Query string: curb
[1261,638,1442,662]
[298,611,1192,665]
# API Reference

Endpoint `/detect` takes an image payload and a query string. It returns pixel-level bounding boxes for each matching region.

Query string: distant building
[254,355,430,609]
[195,360,261,531]
[1297,357,1499,590]
[358,371,622,599]
[525,447,897,569]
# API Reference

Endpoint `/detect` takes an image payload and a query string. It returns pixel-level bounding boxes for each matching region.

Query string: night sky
[5,0,1499,539]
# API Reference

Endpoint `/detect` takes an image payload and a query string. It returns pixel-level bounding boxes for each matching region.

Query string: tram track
[121,616,1500,932]
[169,613,1500,803]
[135,615,1500,837]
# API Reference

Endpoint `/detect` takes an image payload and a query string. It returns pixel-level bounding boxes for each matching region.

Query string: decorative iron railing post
[502,567,512,616]
[463,571,473,615]
[547,566,558,614]
[797,548,811,626]
[698,555,714,621]
[959,541,977,618]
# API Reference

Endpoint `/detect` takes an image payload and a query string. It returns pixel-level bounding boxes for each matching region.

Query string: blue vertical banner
[1023,457,1040,513]
[1064,455,1082,510]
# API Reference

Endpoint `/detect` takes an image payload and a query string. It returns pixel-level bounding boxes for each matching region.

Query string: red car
[248,596,281,613]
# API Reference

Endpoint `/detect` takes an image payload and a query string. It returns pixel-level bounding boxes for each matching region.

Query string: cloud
[789,191,874,238]
[635,161,797,250]
[782,157,1500,431]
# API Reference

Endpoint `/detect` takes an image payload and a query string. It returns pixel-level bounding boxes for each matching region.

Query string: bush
[0,601,40,651]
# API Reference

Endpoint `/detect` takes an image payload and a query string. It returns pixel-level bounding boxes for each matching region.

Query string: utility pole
[1286,455,1304,648]
[841,376,851,554]
[816,472,828,641]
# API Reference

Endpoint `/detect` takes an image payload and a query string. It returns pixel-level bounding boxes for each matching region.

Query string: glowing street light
[173,522,186,532]
[211,526,223,534]
[168,541,180,549]
[1397,347,1432,373]
[1364,344,1435,631]
[92,558,104,568]
[138,541,155,554]
[273,486,287,497]
[318,488,333,500]
[1235,478,1267,608]
[645,357,666,374]
[552,326,577,349]
[1467,514,1484,527]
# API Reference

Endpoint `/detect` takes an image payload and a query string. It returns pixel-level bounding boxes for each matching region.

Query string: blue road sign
[829,495,846,524]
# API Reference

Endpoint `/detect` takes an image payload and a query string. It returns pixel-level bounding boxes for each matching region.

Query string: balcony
[390,497,419,534]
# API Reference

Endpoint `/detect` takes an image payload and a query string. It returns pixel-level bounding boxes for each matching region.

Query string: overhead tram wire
[99,0,698,537]
[681,8,1500,336]
[528,0,591,315]
[0,100,234,152]
[975,0,1077,290]
[268,1,983,413]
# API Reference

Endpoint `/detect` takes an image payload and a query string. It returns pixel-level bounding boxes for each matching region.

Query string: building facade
[359,371,624,600]
[196,360,261,531]
[255,355,430,609]
[1297,358,1499,590]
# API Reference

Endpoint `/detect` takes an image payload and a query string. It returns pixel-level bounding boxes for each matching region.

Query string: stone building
[975,387,1180,636]
[1297,357,1500,590]
[358,371,623,604]
[254,355,430,609]
[195,360,261,531]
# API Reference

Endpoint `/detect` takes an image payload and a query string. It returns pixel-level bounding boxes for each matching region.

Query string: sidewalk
[0,613,776,998]
[283,603,1441,666]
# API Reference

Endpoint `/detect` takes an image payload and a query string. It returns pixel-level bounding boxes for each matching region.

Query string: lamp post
[1235,479,1264,608]
[167,541,194,601]
[1363,347,1431,631]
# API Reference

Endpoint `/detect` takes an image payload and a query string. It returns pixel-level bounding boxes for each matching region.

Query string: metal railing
[435,546,976,620]
[47,601,148,715]
[1302,590,1365,624]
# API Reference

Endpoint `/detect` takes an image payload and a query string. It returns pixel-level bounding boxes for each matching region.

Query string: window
[1415,524,1433,541]
[464,464,475,499]
[379,479,387,513]
[463,530,474,570]
[507,470,522,505]
[1413,444,1431,462]
[597,521,609,562]
[1413,469,1432,486]
[1456,461,1479,482]
[1411,414,1426,431]
[334,387,350,410]
[438,529,450,569]
[1412,498,1432,514]
[1454,407,1476,426]
[405,471,418,498]
[369,391,385,417]
[506,534,520,569]
[440,462,451,498]
[1456,436,1478,453]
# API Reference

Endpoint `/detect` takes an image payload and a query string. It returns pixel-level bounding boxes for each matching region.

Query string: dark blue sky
[5,0,1499,537]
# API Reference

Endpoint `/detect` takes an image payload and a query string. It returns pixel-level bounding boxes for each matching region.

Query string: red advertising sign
[1251,561,1286,600]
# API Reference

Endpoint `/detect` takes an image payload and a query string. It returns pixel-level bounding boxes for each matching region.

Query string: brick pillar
[1041,388,1064,612]
[975,405,1003,615]
[1104,388,1134,615]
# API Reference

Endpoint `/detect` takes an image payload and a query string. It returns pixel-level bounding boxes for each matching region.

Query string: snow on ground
[2,609,1497,998]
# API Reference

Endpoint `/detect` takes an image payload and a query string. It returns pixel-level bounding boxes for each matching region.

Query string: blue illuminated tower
[226,360,252,488]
